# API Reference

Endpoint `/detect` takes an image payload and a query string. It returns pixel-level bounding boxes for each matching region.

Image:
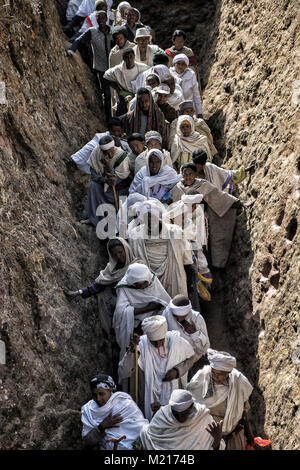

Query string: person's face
[149,155,161,175]
[138,93,150,113]
[133,280,150,289]
[92,387,112,407]
[165,78,175,93]
[146,76,160,89]
[150,338,165,348]
[136,36,150,50]
[173,35,185,51]
[120,6,129,19]
[174,60,188,74]
[182,168,196,186]
[124,52,135,69]
[147,139,161,151]
[211,368,230,385]
[103,147,115,159]
[110,125,123,138]
[173,313,188,323]
[180,122,192,137]
[156,92,169,105]
[182,107,195,117]
[172,403,193,423]
[114,33,126,48]
[111,245,126,266]
[127,9,138,25]
[97,13,107,29]
[129,139,145,156]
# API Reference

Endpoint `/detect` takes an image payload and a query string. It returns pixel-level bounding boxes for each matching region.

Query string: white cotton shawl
[113,271,170,359]
[140,402,216,450]
[187,365,253,435]
[171,115,212,163]
[81,392,148,450]
[138,331,195,420]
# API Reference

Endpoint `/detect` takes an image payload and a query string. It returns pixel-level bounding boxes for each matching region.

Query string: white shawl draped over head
[138,330,195,420]
[140,398,219,450]
[81,391,148,450]
[95,237,141,285]
[129,149,180,199]
[174,115,211,158]
[113,264,171,359]
[187,362,253,435]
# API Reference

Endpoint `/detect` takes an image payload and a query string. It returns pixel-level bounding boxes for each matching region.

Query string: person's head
[169,389,194,423]
[152,50,170,67]
[207,348,236,385]
[123,48,135,69]
[145,131,162,150]
[179,100,195,117]
[173,54,189,74]
[181,163,197,186]
[99,135,115,159]
[192,149,208,172]
[90,374,116,407]
[135,28,151,50]
[172,29,186,51]
[163,75,176,94]
[142,315,168,350]
[126,263,152,289]
[126,7,139,26]
[148,149,163,176]
[137,88,151,114]
[108,117,123,138]
[128,133,145,156]
[96,10,108,28]
[179,118,192,137]
[118,1,131,19]
[107,238,127,266]
[95,0,107,12]
[112,26,128,48]
[146,73,160,89]
[169,294,192,323]
[155,85,170,105]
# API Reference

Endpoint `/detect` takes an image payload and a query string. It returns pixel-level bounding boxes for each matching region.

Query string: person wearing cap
[66,10,113,122]
[170,54,202,118]
[152,84,178,124]
[170,115,212,169]
[187,349,255,450]
[134,131,172,175]
[81,373,148,449]
[112,263,171,361]
[118,315,198,420]
[162,294,210,366]
[70,118,129,174]
[104,48,150,115]
[133,28,162,66]
[169,100,217,155]
[139,389,225,450]
[81,135,131,226]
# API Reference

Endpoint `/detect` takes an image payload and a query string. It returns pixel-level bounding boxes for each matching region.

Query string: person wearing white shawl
[112,263,171,360]
[170,54,202,117]
[187,348,255,450]
[162,295,210,368]
[129,149,180,201]
[82,373,148,450]
[81,135,131,227]
[118,316,198,420]
[139,389,225,450]
[171,114,212,168]
[134,131,172,175]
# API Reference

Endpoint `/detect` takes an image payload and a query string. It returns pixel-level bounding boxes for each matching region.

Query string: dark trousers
[97,71,112,123]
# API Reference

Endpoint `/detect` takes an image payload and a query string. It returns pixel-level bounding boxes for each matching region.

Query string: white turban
[142,315,168,341]
[173,53,189,66]
[207,348,236,372]
[169,389,194,412]
[169,299,192,317]
[181,194,203,204]
[125,263,153,285]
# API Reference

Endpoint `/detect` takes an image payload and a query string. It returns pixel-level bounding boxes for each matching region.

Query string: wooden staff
[106,172,119,212]
[107,435,126,450]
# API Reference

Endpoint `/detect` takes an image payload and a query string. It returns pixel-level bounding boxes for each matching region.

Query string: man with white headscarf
[139,389,225,450]
[112,263,171,360]
[118,315,198,420]
[187,348,255,450]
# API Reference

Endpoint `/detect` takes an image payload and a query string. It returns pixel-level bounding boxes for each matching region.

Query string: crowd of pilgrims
[62,0,260,451]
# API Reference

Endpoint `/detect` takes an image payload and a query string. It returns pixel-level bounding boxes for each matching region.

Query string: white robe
[81,392,148,450]
[170,67,202,115]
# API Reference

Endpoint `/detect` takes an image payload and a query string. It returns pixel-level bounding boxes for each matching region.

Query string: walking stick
[106,172,119,212]
[107,435,126,450]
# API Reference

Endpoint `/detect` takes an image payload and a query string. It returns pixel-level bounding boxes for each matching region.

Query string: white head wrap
[153,65,171,82]
[181,194,203,204]
[207,348,236,372]
[134,198,166,221]
[169,299,192,317]
[169,389,194,412]
[100,139,115,151]
[173,53,189,66]
[125,263,153,285]
[177,114,195,134]
[142,315,168,341]
[145,130,162,145]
